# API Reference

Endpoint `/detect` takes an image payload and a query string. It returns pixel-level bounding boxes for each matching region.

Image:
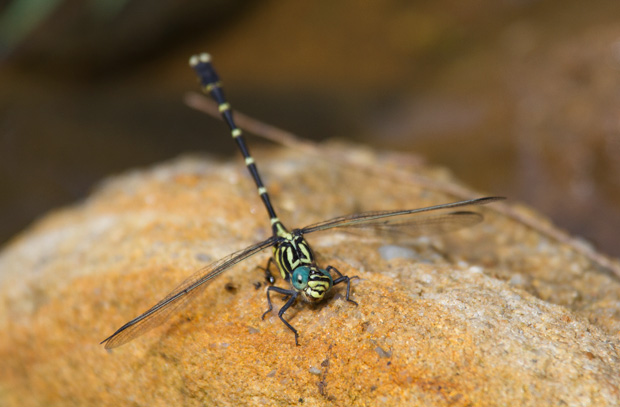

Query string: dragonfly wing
[101,236,277,349]
[341,211,484,239]
[300,197,503,236]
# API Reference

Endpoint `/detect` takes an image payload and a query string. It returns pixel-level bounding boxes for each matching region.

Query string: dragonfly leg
[262,285,300,345]
[257,257,277,285]
[327,265,359,306]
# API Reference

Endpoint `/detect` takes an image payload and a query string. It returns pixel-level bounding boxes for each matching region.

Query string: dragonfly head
[291,266,333,302]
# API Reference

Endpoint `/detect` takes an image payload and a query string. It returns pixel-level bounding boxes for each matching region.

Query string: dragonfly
[100,53,503,349]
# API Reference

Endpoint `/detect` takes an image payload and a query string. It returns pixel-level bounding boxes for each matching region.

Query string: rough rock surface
[1,143,619,406]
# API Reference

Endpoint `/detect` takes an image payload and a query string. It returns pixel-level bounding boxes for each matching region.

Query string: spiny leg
[262,285,300,345]
[257,257,277,285]
[327,265,359,306]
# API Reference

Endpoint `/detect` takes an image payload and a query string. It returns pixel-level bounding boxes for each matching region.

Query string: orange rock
[0,144,619,406]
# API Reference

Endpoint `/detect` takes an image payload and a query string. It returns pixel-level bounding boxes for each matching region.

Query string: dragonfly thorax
[273,231,315,279]
[271,227,333,302]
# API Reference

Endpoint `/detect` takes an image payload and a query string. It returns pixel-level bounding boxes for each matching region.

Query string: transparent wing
[333,211,485,239]
[299,197,503,237]
[101,236,277,349]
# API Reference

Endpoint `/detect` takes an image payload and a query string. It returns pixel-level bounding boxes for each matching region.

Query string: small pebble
[308,367,322,375]
[378,245,416,261]
[375,346,392,358]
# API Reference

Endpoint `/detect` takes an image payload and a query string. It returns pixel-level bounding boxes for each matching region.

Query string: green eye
[291,266,310,290]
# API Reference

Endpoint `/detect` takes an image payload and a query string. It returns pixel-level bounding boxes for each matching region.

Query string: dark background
[1,0,619,257]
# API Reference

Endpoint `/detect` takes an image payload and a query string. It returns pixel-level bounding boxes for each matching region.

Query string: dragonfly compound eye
[291,266,310,290]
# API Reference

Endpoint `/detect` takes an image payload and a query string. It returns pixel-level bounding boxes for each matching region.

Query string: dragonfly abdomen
[190,53,280,226]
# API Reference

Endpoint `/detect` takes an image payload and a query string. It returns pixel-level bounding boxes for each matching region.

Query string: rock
[0,143,618,406]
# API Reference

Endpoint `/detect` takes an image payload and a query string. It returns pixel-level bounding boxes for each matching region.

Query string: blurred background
[0,0,619,257]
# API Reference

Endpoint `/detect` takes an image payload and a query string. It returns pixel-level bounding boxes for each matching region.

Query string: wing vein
[300,197,503,236]
[101,236,277,349]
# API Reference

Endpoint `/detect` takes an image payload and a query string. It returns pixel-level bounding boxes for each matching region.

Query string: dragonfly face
[291,265,334,302]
